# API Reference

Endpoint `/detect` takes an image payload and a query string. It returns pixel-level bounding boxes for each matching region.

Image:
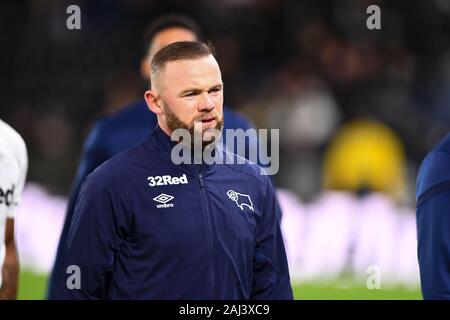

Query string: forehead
[162,56,222,89]
[150,28,198,55]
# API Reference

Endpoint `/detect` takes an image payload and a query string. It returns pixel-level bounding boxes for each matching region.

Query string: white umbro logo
[153,193,175,208]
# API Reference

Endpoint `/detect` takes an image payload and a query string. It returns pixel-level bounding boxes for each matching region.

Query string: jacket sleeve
[417,183,450,299]
[55,174,122,300]
[251,176,293,300]
[48,122,109,298]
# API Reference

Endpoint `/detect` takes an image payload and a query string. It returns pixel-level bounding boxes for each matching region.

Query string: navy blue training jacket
[417,132,450,299]
[53,125,292,300]
[48,99,256,298]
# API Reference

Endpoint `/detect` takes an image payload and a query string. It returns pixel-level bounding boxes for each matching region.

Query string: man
[416,133,450,299]
[48,14,256,298]
[0,119,28,299]
[54,41,292,299]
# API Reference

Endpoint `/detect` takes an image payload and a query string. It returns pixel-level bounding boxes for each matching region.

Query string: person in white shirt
[0,119,27,299]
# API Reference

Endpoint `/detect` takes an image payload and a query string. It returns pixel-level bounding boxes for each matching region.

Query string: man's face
[155,55,224,146]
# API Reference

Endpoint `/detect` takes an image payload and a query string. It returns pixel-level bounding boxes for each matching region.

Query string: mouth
[198,114,217,126]
[193,115,219,131]
[201,117,216,124]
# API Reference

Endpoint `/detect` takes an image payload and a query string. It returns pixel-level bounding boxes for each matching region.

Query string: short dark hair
[143,14,203,55]
[151,41,215,77]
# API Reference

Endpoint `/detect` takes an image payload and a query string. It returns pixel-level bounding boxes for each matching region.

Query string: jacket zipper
[198,172,215,297]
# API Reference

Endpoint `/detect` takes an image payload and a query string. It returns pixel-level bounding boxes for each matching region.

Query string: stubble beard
[162,102,224,149]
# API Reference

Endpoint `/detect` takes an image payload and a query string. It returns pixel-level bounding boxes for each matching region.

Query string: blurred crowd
[2,0,450,285]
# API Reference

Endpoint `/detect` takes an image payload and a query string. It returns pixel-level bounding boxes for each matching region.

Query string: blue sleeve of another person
[417,145,450,299]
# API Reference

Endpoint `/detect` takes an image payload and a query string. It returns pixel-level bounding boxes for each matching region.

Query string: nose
[198,92,215,113]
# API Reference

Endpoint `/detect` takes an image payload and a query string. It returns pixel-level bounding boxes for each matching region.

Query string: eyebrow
[179,84,223,96]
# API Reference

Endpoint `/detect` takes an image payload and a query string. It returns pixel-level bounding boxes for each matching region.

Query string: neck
[157,119,173,138]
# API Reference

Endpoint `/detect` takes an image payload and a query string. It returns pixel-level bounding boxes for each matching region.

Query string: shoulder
[82,142,160,194]
[417,133,450,199]
[85,100,155,150]
[92,100,152,133]
[223,108,254,130]
[220,147,269,187]
[0,119,27,168]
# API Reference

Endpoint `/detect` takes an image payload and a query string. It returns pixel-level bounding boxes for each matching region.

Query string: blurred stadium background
[3,0,450,299]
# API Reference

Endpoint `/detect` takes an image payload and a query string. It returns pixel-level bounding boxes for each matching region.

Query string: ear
[144,90,162,115]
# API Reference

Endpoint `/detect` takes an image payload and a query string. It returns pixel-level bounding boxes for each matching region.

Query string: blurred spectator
[280,120,420,286]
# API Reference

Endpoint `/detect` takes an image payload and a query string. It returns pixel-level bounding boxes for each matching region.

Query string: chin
[204,127,222,139]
